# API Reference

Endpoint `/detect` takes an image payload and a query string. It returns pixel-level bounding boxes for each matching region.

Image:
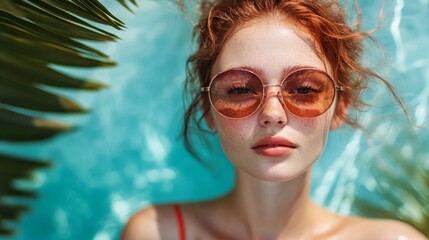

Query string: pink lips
[251,136,297,157]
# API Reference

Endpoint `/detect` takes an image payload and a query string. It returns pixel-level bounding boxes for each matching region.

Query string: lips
[251,136,297,157]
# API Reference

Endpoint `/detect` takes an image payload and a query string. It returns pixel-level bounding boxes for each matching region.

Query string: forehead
[211,16,330,80]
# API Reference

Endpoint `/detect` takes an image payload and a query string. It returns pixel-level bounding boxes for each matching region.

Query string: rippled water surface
[2,0,428,239]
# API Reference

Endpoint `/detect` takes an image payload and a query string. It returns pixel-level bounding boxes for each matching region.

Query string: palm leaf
[117,0,139,13]
[0,57,106,90]
[0,0,137,236]
[351,129,429,237]
[0,154,51,235]
[0,108,72,141]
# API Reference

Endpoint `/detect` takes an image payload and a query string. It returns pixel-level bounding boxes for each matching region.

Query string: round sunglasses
[201,68,343,118]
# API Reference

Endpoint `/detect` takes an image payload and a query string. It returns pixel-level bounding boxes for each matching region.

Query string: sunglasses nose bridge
[261,84,287,108]
[262,84,282,97]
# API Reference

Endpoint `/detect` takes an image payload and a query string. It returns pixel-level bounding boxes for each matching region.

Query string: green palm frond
[0,153,51,235]
[352,129,429,237]
[0,0,138,236]
[117,0,139,13]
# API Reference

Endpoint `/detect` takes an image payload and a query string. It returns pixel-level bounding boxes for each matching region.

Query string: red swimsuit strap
[173,204,186,240]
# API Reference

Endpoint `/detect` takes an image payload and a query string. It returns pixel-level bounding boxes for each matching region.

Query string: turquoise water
[2,0,429,239]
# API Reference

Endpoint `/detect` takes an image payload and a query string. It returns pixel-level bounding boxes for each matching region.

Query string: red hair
[183,0,407,157]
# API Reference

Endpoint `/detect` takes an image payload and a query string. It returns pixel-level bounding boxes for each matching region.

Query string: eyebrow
[235,65,323,78]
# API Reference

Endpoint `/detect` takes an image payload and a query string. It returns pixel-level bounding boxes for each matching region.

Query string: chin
[250,167,310,183]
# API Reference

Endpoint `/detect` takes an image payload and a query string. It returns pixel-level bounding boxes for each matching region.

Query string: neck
[222,169,314,239]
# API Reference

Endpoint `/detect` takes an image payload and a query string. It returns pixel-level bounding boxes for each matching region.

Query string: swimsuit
[173,204,186,240]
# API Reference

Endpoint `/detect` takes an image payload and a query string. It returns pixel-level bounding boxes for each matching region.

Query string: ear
[330,97,349,130]
[204,112,217,131]
[202,97,217,131]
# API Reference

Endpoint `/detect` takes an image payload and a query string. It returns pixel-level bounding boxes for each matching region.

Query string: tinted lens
[281,69,335,117]
[209,70,263,118]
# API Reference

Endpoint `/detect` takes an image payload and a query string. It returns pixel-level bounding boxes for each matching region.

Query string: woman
[122,0,426,239]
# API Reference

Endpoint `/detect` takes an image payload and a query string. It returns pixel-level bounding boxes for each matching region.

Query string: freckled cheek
[293,117,331,149]
[214,117,254,148]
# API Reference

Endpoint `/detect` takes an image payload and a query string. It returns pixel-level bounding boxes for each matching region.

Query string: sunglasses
[201,68,343,118]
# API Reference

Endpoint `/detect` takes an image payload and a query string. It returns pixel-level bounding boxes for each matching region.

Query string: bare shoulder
[121,205,178,240]
[342,217,427,240]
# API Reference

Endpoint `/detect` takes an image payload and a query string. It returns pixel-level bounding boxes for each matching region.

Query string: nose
[258,90,288,127]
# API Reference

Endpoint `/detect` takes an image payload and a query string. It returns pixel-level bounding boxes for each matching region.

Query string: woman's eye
[291,86,317,94]
[228,86,253,94]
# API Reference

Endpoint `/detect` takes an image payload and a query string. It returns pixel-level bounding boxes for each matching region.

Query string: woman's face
[208,16,343,182]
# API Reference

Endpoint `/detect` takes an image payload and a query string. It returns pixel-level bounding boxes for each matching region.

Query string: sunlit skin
[207,17,336,183]
[122,15,427,240]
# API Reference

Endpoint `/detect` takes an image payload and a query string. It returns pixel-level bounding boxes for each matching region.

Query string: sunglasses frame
[201,67,343,119]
